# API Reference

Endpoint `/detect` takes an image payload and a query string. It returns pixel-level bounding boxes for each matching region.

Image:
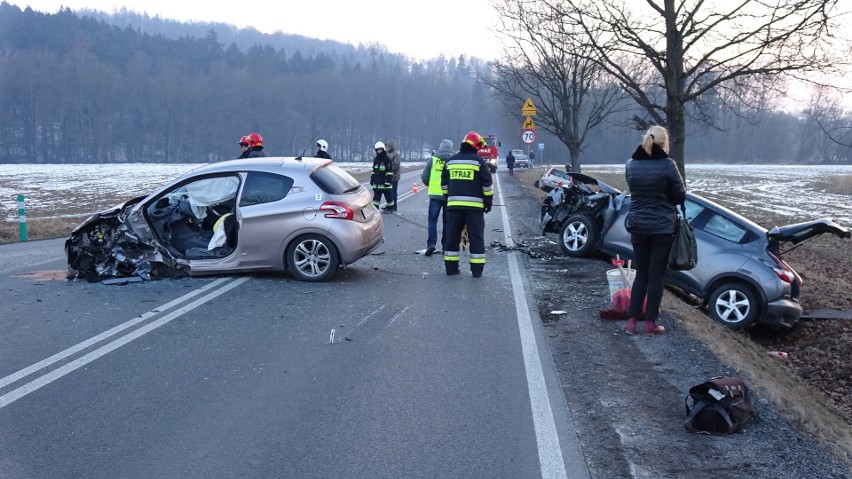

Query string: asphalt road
[0,170,589,478]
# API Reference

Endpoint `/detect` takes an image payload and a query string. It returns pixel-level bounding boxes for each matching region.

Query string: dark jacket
[247,147,267,158]
[506,152,515,168]
[625,144,686,235]
[371,150,393,189]
[441,144,493,211]
[315,150,332,159]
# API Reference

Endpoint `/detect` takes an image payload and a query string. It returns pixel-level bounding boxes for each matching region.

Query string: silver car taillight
[320,202,354,220]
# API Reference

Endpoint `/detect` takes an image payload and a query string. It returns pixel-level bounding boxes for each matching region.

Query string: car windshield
[312,163,362,194]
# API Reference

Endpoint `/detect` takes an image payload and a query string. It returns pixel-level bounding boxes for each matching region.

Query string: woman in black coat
[623,125,686,335]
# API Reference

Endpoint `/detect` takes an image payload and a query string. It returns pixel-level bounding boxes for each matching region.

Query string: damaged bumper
[65,198,188,282]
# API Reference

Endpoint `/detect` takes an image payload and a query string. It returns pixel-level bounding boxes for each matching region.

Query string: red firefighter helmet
[247,132,263,148]
[238,135,250,146]
[462,131,487,149]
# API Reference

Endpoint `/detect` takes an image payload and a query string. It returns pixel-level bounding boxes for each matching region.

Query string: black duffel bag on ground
[684,376,754,435]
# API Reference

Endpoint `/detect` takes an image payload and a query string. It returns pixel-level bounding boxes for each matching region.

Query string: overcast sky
[7,0,503,61]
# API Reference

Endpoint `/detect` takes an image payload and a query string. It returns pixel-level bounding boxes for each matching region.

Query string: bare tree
[484,0,628,172]
[555,0,850,177]
[806,89,852,155]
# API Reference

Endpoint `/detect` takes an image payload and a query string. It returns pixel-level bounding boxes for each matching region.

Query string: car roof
[184,157,332,177]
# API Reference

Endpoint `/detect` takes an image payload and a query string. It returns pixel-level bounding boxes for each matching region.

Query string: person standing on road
[506,150,516,176]
[529,150,535,168]
[315,139,332,159]
[385,140,402,207]
[246,133,267,158]
[441,131,493,278]
[371,142,395,212]
[623,125,686,335]
[237,135,251,159]
[421,139,454,256]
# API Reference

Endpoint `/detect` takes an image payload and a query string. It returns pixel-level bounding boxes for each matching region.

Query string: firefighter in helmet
[371,142,395,212]
[237,135,251,159]
[246,133,267,158]
[441,131,493,277]
[315,139,331,159]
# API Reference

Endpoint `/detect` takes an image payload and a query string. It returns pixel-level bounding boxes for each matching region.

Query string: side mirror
[497,141,502,147]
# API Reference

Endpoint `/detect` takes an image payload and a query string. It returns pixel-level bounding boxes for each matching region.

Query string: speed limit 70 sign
[522,130,536,144]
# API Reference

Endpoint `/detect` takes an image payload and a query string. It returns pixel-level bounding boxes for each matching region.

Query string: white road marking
[495,173,571,479]
[386,305,410,328]
[0,276,234,390]
[357,306,386,326]
[0,276,251,409]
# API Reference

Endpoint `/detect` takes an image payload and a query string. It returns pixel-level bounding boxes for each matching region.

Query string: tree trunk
[569,146,582,173]
[667,98,687,180]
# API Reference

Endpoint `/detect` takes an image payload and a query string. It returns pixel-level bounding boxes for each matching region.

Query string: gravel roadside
[497,169,852,478]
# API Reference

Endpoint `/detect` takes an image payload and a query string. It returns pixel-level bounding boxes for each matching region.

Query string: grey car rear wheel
[287,234,340,282]
[708,282,759,329]
[559,214,598,257]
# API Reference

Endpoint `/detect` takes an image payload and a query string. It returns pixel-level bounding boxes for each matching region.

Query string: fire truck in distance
[477,135,501,173]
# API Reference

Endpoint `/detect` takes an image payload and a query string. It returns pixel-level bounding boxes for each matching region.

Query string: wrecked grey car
[66,157,383,283]
[540,172,850,330]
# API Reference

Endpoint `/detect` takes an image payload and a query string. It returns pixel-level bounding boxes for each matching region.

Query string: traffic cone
[412,182,420,194]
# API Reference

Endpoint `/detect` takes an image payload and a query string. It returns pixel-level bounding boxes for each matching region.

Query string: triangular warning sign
[522,116,536,130]
[521,98,537,116]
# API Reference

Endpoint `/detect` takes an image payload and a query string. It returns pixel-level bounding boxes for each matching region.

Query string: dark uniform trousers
[444,208,486,276]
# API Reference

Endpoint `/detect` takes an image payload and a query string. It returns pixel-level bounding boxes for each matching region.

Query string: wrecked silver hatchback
[66,157,384,283]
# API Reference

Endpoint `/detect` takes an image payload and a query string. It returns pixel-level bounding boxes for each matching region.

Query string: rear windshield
[311,163,362,194]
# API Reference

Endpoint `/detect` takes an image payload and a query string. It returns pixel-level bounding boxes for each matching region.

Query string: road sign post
[522,98,537,117]
[521,99,538,167]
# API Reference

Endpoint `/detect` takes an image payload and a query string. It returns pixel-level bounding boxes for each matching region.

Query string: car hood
[767,218,850,245]
[567,172,622,195]
[71,195,147,234]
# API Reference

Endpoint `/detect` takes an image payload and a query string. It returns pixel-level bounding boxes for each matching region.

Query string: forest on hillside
[0,2,850,165]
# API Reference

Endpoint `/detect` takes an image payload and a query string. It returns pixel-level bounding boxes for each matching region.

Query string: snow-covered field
[2,162,851,227]
[586,164,852,225]
[0,162,381,222]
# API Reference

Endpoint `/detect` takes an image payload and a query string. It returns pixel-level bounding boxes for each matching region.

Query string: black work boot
[471,265,483,278]
[445,261,460,275]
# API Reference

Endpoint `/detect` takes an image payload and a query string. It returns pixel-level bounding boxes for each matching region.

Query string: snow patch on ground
[0,162,404,222]
[586,164,852,225]
[2,162,848,225]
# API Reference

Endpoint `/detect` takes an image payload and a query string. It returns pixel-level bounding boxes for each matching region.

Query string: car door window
[239,172,294,206]
[701,213,749,243]
[689,200,750,243]
[683,200,703,224]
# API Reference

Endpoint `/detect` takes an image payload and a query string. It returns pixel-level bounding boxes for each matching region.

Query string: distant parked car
[66,157,384,283]
[540,173,850,330]
[536,167,573,192]
[512,149,529,168]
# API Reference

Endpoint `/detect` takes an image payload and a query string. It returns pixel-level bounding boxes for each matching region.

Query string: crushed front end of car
[540,173,617,235]
[65,197,189,282]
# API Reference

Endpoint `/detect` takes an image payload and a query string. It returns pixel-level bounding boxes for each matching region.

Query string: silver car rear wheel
[287,234,340,282]
[708,282,759,329]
